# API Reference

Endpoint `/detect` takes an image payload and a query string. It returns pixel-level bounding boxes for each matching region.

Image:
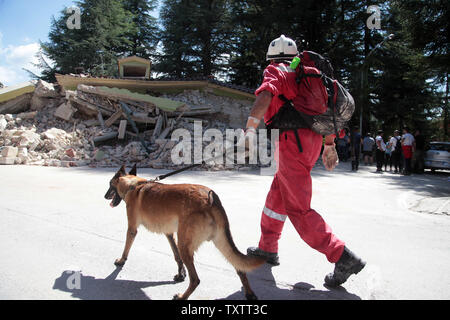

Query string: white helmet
[266,35,298,61]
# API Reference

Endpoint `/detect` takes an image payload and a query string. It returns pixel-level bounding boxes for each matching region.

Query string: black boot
[247,247,280,266]
[324,247,366,287]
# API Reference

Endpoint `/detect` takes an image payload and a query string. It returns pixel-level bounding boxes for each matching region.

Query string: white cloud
[3,42,40,64]
[0,66,20,83]
[0,34,41,86]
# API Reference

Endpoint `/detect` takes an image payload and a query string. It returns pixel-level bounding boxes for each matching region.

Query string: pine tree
[156,0,196,78]
[189,0,234,77]
[363,1,440,136]
[156,0,233,78]
[123,0,160,59]
[42,0,134,77]
[391,0,449,138]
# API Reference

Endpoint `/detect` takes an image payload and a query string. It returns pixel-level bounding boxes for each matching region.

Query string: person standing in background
[375,130,386,173]
[337,132,349,162]
[391,130,402,174]
[395,130,404,174]
[401,127,415,176]
[362,133,375,166]
[385,136,393,172]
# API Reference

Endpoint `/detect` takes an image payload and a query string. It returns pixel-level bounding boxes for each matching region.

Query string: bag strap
[296,65,323,85]
[277,95,303,153]
[324,77,340,139]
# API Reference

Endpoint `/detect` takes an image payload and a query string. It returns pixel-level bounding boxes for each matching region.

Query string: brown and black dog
[104,164,265,300]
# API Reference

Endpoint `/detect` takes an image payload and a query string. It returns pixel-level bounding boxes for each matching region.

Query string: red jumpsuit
[255,61,345,263]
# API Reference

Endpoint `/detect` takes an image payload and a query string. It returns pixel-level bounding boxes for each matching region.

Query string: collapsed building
[0,58,265,170]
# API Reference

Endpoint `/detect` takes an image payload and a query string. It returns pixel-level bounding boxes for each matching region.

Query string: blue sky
[0,0,77,85]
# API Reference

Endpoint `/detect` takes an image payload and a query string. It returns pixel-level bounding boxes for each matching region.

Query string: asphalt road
[0,162,449,300]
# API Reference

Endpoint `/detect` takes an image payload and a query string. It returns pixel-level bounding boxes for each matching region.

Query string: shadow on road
[222,264,361,300]
[312,161,450,198]
[52,267,175,300]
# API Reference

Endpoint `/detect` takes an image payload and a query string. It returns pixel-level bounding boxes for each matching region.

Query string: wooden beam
[152,115,164,140]
[104,109,123,127]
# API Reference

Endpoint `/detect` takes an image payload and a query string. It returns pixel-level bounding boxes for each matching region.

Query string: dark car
[424,142,450,172]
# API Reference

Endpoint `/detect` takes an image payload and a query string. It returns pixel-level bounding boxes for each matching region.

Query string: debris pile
[0,80,258,170]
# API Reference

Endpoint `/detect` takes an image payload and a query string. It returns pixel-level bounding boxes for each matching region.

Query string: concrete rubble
[0,80,262,170]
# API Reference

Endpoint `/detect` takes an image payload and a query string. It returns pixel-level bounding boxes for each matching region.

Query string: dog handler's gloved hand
[322,135,339,171]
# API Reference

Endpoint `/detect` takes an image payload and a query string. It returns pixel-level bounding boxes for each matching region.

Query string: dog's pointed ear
[118,165,126,175]
[129,164,137,176]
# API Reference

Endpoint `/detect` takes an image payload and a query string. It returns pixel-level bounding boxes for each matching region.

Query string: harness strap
[278,95,303,153]
[293,130,303,153]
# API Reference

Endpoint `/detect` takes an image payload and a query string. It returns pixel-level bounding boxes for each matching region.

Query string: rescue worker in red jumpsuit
[246,35,366,287]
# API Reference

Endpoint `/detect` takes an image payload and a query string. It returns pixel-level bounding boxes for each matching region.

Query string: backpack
[266,51,355,138]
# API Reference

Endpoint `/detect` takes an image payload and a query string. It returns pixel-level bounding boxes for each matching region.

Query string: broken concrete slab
[17,147,28,164]
[1,146,18,158]
[118,120,127,140]
[77,85,188,112]
[16,111,37,120]
[67,92,100,117]
[34,80,59,99]
[0,117,7,131]
[41,128,67,141]
[0,81,35,104]
[0,157,16,165]
[18,131,41,151]
[0,93,33,114]
[54,102,75,121]
[30,95,51,111]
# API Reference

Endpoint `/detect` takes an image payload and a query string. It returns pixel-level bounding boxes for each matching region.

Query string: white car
[425,142,450,172]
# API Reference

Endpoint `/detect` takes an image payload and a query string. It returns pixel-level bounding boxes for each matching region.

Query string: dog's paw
[173,274,186,283]
[172,293,183,300]
[114,258,126,267]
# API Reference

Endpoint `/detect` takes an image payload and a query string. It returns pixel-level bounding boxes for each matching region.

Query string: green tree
[189,0,234,77]
[391,0,449,138]
[42,0,135,77]
[123,0,160,59]
[156,0,197,77]
[156,0,233,78]
[358,1,445,138]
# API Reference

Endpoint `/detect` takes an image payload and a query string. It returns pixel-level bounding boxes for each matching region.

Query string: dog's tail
[209,191,265,272]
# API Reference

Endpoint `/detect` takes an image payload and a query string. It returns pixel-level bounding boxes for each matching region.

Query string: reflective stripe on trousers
[263,206,287,222]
